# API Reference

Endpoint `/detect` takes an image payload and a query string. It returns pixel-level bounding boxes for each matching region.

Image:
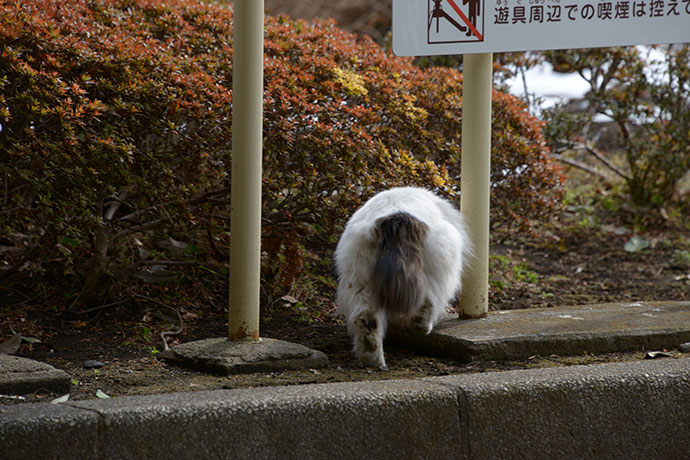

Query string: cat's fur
[334,187,472,368]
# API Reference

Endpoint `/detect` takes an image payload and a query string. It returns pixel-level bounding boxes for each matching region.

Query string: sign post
[163,0,328,374]
[458,52,492,318]
[229,0,264,341]
[393,0,689,318]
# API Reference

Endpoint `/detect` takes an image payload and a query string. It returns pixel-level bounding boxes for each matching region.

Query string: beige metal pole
[228,0,264,341]
[458,52,492,319]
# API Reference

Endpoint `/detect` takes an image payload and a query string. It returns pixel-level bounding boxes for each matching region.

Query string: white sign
[393,0,690,56]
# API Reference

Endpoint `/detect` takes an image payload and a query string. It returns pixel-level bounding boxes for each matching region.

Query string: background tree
[540,45,690,211]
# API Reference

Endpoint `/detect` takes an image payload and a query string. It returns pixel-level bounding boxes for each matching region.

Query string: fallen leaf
[0,333,22,355]
[644,351,672,359]
[624,236,650,253]
[51,394,70,404]
[280,295,298,304]
[181,311,199,321]
[96,389,110,399]
[136,265,179,283]
[603,224,630,236]
[22,335,42,344]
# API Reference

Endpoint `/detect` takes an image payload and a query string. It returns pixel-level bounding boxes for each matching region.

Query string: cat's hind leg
[352,308,388,369]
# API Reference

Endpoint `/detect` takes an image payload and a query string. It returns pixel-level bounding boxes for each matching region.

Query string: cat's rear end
[335,187,471,369]
[371,212,429,322]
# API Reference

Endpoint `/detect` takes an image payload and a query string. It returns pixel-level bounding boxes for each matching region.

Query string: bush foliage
[0,0,563,304]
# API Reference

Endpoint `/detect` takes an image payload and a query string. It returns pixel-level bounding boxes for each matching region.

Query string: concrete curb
[2,357,689,460]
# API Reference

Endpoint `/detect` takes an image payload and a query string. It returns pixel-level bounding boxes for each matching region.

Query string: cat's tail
[371,212,429,321]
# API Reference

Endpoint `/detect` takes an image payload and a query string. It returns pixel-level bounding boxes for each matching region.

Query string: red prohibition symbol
[429,0,483,41]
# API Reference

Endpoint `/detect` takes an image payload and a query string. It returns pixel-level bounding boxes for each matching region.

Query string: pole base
[161,337,328,375]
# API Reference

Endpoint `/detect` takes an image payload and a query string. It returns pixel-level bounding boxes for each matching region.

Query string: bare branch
[104,189,130,221]
[127,260,200,273]
[550,153,611,181]
[138,260,199,266]
[115,219,165,238]
[570,142,630,181]
[117,187,231,229]
[76,297,132,315]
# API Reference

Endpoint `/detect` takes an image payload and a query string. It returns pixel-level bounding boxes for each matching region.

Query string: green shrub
[0,0,564,304]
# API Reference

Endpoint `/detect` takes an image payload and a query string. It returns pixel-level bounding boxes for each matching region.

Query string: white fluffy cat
[334,187,472,369]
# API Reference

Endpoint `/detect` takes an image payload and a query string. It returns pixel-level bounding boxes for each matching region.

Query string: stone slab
[162,337,329,375]
[0,355,71,395]
[390,301,690,362]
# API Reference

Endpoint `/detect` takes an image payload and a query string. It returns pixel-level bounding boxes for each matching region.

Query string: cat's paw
[409,303,434,335]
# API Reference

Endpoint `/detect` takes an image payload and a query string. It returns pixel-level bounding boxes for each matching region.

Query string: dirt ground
[3,198,689,404]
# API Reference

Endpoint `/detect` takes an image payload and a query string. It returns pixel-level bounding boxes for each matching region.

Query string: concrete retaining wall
[2,357,689,459]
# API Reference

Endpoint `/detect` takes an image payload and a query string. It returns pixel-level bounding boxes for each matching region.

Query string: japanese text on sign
[493,0,689,25]
[392,0,690,56]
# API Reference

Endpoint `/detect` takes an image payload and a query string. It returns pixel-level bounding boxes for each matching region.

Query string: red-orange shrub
[0,0,563,302]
